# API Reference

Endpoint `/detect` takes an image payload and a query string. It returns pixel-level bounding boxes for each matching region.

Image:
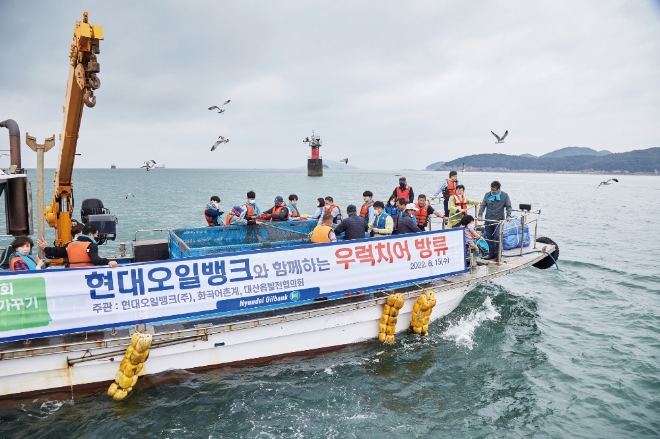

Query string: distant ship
[110,163,116,169]
[155,164,166,169]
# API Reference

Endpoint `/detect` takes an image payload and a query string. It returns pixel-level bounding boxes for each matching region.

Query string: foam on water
[441,296,500,349]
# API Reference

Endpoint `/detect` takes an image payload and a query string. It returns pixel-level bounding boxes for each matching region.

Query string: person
[392,177,414,204]
[319,196,342,225]
[225,205,256,225]
[477,181,512,260]
[369,201,394,237]
[395,198,421,234]
[38,224,83,260]
[241,190,261,220]
[432,170,459,216]
[334,205,367,240]
[43,224,118,268]
[384,194,401,232]
[9,237,44,271]
[263,196,290,221]
[359,191,375,223]
[287,194,300,219]
[311,197,326,222]
[448,185,480,228]
[204,195,224,226]
[459,214,483,254]
[414,194,445,231]
[310,214,337,243]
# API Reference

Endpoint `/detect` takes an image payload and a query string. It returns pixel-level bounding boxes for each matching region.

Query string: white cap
[405,203,418,211]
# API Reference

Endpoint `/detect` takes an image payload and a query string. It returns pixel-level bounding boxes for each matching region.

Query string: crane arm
[45,12,103,248]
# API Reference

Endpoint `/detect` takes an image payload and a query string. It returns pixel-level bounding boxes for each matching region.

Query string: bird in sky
[597,178,619,189]
[340,158,349,165]
[211,136,229,151]
[208,100,231,114]
[125,193,134,199]
[140,160,156,171]
[491,130,508,144]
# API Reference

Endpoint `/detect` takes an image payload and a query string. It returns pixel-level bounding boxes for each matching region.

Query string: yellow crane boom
[44,12,103,251]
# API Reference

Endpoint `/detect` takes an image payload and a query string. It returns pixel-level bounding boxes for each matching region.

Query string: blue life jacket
[372,212,387,229]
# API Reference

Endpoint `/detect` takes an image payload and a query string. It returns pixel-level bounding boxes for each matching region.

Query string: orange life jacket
[9,254,33,271]
[67,241,93,267]
[225,213,235,226]
[204,208,221,227]
[243,203,257,217]
[396,186,412,202]
[323,204,341,224]
[414,203,430,227]
[359,200,374,219]
[310,225,333,243]
[452,193,467,211]
[443,179,457,198]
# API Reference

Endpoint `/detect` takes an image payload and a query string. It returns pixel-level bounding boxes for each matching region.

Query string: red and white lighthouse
[303,131,323,177]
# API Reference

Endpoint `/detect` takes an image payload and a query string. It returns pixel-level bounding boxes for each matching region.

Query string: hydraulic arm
[44,12,103,249]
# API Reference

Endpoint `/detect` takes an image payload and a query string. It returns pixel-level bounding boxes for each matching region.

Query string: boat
[0,13,560,401]
[110,164,116,169]
[155,164,165,169]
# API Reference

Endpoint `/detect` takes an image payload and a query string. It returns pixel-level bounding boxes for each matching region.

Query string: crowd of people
[7,172,513,271]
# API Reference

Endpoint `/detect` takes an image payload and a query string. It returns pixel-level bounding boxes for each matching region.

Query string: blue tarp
[498,217,530,250]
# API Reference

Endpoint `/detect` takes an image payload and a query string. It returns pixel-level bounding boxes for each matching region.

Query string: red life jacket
[67,241,93,267]
[323,204,341,224]
[9,255,31,271]
[396,186,412,202]
[204,208,221,226]
[270,205,286,221]
[414,203,430,227]
[443,179,457,198]
[359,200,374,218]
[452,193,467,211]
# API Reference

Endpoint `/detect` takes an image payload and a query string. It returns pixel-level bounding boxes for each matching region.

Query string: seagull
[208,100,231,114]
[211,136,229,151]
[597,178,618,189]
[140,160,156,171]
[340,158,349,165]
[491,130,508,144]
[125,193,134,199]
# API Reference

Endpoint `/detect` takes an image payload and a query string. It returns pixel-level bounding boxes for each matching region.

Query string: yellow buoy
[408,291,437,336]
[107,331,153,400]
[378,293,405,343]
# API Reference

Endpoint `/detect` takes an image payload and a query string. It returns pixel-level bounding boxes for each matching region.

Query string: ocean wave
[441,296,500,350]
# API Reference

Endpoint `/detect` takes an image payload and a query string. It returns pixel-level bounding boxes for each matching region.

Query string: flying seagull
[211,136,229,151]
[140,160,156,171]
[491,130,508,144]
[125,193,134,199]
[208,100,231,114]
[340,158,349,165]
[597,178,618,189]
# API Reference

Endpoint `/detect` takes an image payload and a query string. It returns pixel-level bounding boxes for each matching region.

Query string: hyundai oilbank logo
[289,291,300,302]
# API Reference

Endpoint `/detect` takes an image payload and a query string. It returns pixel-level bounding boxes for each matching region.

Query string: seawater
[0,169,658,438]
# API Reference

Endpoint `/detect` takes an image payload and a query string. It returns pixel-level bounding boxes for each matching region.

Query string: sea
[0,168,658,438]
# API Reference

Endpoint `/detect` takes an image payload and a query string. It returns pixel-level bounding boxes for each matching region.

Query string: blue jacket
[334,213,368,240]
[396,211,421,235]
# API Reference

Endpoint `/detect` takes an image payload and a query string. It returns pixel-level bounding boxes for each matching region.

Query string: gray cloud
[1,1,659,170]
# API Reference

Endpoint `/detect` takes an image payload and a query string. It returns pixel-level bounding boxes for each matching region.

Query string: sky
[0,1,659,170]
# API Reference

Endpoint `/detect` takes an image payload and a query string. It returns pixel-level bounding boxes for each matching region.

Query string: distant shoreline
[434,167,660,176]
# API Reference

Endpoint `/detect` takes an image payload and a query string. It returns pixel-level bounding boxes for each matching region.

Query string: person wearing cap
[334,204,368,240]
[395,198,421,234]
[310,214,337,243]
[432,170,459,217]
[392,176,414,204]
[369,201,394,237]
[225,205,256,226]
[263,196,290,221]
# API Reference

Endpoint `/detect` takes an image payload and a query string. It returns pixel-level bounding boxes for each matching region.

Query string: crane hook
[83,90,96,107]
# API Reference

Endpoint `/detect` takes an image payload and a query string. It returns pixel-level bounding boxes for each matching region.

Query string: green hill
[437,148,660,173]
[540,146,612,158]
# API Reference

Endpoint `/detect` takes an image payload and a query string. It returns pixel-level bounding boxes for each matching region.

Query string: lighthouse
[303,131,323,177]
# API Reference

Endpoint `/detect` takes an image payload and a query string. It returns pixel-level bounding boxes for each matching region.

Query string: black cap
[399,176,406,182]
[347,204,357,213]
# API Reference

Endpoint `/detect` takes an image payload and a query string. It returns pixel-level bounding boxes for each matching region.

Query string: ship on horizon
[110,163,116,169]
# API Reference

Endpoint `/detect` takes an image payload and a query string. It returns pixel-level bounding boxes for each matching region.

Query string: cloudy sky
[1,1,659,170]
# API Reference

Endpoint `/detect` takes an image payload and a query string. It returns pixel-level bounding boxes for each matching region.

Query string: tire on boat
[532,237,559,270]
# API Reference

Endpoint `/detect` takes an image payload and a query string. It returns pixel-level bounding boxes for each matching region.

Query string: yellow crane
[44,12,103,259]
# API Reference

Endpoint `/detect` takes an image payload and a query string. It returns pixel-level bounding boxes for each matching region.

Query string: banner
[0,228,466,342]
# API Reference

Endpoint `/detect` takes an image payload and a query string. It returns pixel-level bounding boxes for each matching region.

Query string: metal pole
[26,133,55,259]
[519,214,525,257]
[497,220,504,265]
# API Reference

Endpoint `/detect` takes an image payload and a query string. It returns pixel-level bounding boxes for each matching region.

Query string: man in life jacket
[414,194,446,231]
[38,224,83,261]
[225,205,256,226]
[287,194,300,220]
[359,191,375,224]
[263,196,290,221]
[241,190,261,220]
[432,170,459,216]
[395,199,421,234]
[448,184,480,228]
[391,177,414,204]
[319,196,342,225]
[310,214,337,243]
[204,195,224,226]
[334,205,368,240]
[368,201,394,237]
[9,236,45,271]
[40,224,117,268]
